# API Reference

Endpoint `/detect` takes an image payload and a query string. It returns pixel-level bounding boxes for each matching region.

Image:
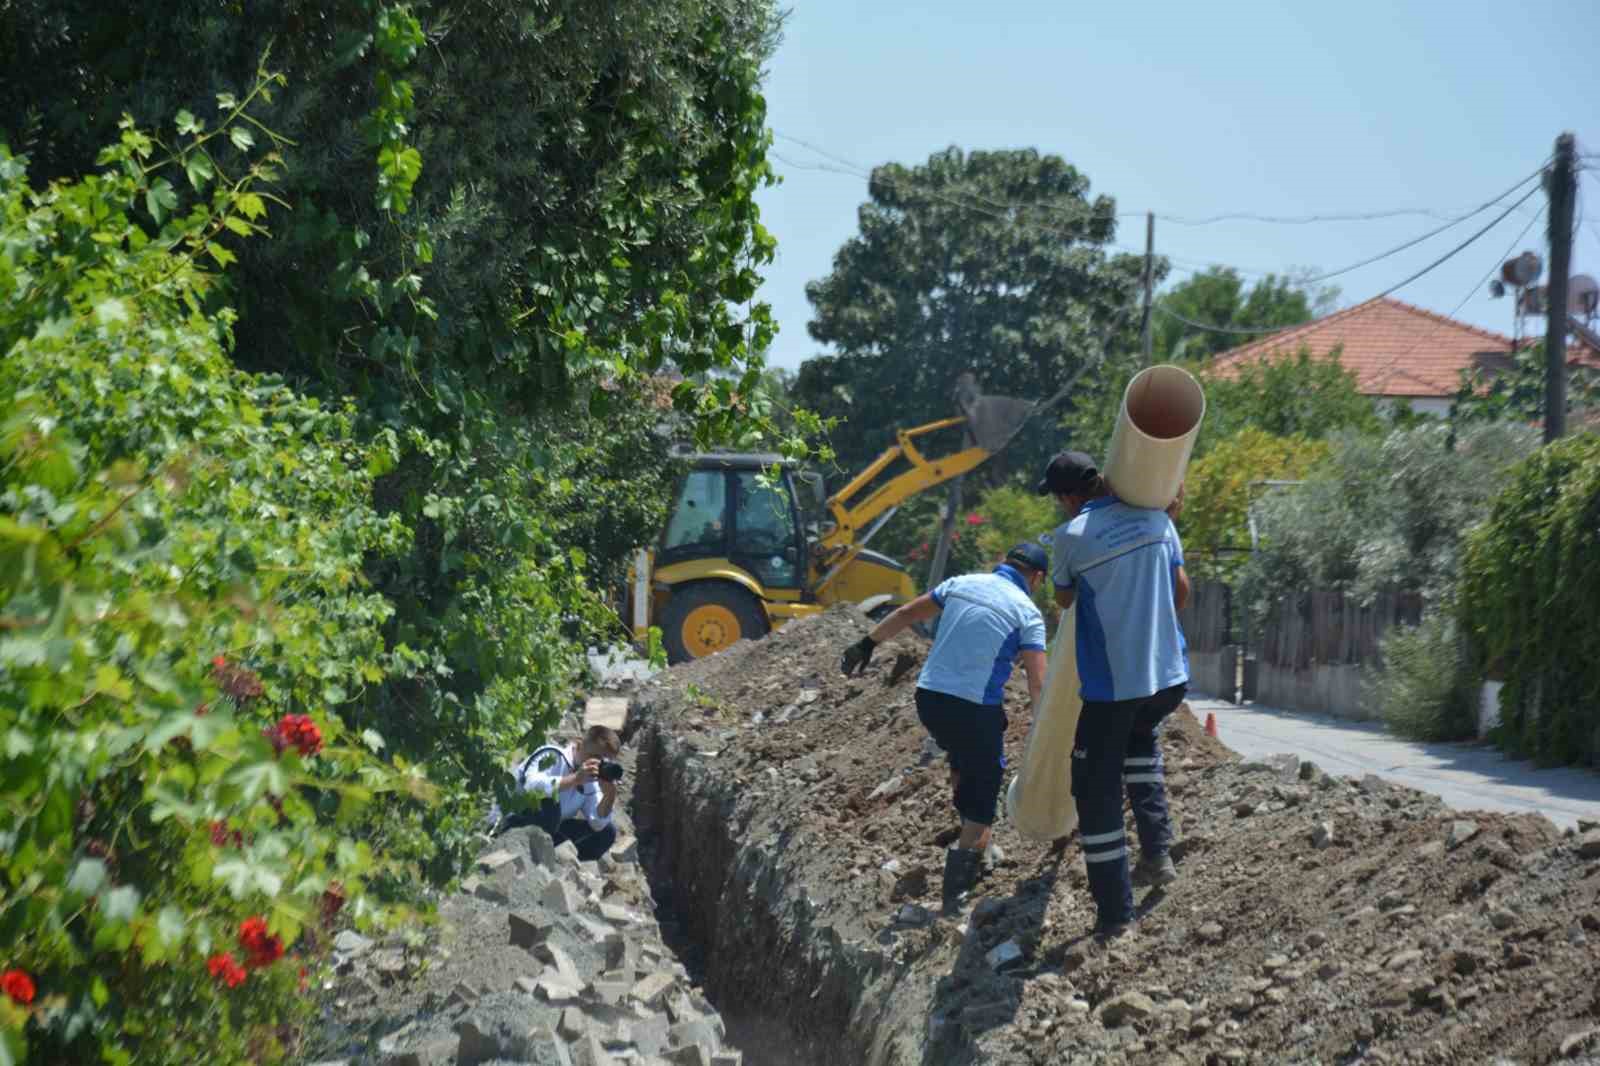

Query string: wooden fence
[1178,580,1231,654]
[1256,589,1422,671]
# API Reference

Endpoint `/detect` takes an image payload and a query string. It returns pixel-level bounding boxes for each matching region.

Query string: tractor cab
[642,453,821,662]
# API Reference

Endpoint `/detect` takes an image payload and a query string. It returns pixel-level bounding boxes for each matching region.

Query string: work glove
[840,635,877,677]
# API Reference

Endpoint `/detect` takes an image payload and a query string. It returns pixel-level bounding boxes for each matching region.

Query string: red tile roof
[1207,297,1520,399]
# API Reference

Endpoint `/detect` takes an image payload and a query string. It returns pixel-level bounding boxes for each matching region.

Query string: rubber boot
[941,847,981,914]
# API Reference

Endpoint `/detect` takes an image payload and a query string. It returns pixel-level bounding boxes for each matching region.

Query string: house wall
[1373,396,1452,418]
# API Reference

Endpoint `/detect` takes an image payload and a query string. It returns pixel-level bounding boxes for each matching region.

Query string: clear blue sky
[754,0,1600,370]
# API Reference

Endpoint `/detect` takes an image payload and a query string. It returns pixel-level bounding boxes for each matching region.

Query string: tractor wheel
[661,582,769,664]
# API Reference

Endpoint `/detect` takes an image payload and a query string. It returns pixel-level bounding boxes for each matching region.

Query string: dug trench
[629,608,1600,1066]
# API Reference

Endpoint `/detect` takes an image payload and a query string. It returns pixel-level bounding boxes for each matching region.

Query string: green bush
[1239,421,1537,617]
[0,103,426,1063]
[1460,433,1600,765]
[1369,611,1476,741]
[1178,428,1327,583]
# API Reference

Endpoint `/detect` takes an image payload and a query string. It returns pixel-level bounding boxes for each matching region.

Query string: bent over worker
[1039,451,1189,938]
[840,543,1049,912]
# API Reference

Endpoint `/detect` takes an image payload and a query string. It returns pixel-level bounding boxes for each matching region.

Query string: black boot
[941,847,981,914]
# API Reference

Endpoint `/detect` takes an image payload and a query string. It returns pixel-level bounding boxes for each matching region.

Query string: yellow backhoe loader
[622,385,1034,663]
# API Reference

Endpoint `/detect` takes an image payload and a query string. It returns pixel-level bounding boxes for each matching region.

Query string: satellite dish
[1501,251,1543,288]
[1569,275,1599,316]
[1517,286,1546,316]
[1488,279,1506,299]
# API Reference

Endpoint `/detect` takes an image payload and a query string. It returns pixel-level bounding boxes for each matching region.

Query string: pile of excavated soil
[630,608,1600,1066]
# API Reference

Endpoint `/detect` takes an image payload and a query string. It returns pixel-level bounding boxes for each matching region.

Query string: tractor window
[733,471,800,587]
[662,471,728,553]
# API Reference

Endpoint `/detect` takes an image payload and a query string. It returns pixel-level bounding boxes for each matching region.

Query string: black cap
[1035,451,1099,496]
[1004,542,1050,574]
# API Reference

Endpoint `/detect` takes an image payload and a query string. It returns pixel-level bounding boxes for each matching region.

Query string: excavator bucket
[953,373,1036,452]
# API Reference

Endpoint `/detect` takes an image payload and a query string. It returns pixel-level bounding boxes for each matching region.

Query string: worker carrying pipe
[839,543,1050,913]
[1006,364,1203,943]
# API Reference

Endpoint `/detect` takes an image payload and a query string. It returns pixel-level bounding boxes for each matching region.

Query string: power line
[1152,303,1302,336]
[1153,182,1543,341]
[1367,200,1547,396]
[773,131,1551,290]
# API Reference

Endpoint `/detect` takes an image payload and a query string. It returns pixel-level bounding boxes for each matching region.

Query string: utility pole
[925,477,964,588]
[1140,211,1155,364]
[1544,132,1576,443]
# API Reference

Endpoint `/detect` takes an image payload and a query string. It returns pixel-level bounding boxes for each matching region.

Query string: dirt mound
[632,608,1600,1065]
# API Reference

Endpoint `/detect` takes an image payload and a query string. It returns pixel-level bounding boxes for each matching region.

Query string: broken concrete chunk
[333,929,374,957]
[543,878,581,917]
[1447,820,1480,850]
[868,776,906,801]
[665,1046,714,1066]
[554,839,582,866]
[598,902,642,925]
[669,1015,722,1052]
[1310,822,1334,850]
[631,971,676,1006]
[586,975,630,1006]
[539,943,583,984]
[984,939,1023,971]
[508,911,553,949]
[537,974,586,1003]
[1100,990,1157,1027]
[1577,831,1600,860]
[558,1006,587,1040]
[381,1032,458,1066]
[476,848,518,872]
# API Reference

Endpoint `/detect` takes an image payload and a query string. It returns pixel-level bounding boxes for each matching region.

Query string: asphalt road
[1184,694,1600,831]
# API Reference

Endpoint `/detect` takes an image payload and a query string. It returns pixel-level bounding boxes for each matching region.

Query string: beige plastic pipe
[1006,363,1205,841]
[1103,364,1207,509]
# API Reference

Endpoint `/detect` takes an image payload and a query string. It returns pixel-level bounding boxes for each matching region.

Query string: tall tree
[796,147,1148,477]
[1152,267,1336,362]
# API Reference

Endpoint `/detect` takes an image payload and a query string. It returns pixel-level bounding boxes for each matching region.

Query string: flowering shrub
[0,81,430,1063]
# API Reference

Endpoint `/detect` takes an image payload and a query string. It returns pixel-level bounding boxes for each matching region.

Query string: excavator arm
[810,415,995,597]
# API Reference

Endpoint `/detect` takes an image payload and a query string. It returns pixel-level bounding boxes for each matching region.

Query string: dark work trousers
[914,687,1009,826]
[497,798,617,862]
[1070,682,1187,928]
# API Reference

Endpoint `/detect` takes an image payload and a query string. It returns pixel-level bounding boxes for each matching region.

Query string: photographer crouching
[495,725,623,861]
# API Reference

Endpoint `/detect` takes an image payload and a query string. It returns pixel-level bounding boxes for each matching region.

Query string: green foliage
[1177,429,1328,583]
[1450,340,1600,429]
[0,103,426,1063]
[1369,611,1476,741]
[973,485,1062,617]
[1057,346,1377,485]
[1152,267,1335,362]
[1239,422,1538,620]
[2,0,807,879]
[796,146,1146,479]
[1198,348,1382,449]
[1459,433,1600,765]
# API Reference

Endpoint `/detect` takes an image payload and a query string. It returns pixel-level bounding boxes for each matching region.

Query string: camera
[598,759,625,783]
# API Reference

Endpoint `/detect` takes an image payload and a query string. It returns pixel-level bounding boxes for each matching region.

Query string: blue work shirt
[917,565,1047,706]
[1051,498,1188,702]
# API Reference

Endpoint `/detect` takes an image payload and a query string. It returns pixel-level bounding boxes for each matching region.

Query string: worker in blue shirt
[841,543,1049,912]
[1039,451,1189,938]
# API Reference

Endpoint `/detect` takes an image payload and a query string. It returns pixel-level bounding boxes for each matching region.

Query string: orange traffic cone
[1204,712,1219,738]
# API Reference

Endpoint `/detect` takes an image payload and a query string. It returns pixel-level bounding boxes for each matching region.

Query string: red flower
[1,969,34,1005]
[298,965,309,993]
[207,952,248,988]
[208,821,244,849]
[965,512,987,526]
[238,916,284,968]
[212,655,227,670]
[266,714,322,758]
